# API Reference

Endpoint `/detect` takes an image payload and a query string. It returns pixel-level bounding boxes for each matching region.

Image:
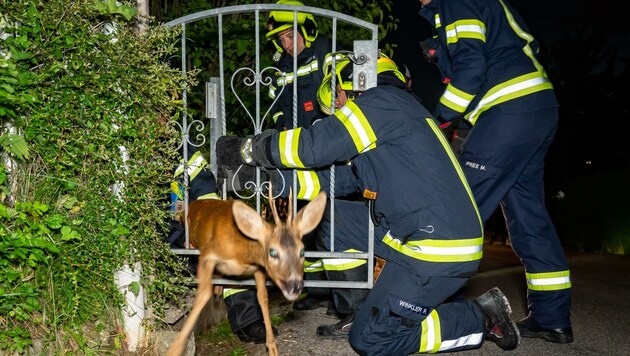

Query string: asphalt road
[228,243,630,356]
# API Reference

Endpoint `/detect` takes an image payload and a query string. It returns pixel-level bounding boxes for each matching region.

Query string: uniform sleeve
[263,107,364,169]
[271,163,358,201]
[255,88,413,170]
[436,0,487,122]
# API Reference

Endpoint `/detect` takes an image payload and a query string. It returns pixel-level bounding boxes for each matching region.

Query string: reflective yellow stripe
[498,0,544,72]
[278,128,305,168]
[334,100,376,154]
[445,19,486,45]
[223,288,249,299]
[419,309,442,353]
[296,170,321,200]
[383,232,483,263]
[174,151,208,181]
[440,83,475,113]
[304,259,324,273]
[464,71,553,124]
[269,60,319,99]
[322,249,367,271]
[434,14,441,29]
[275,60,319,87]
[272,111,283,123]
[197,193,220,200]
[526,270,571,291]
[427,119,483,230]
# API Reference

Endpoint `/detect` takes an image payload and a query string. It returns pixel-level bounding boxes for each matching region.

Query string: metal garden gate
[165,3,380,289]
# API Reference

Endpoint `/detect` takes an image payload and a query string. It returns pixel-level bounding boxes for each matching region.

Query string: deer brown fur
[167,189,327,356]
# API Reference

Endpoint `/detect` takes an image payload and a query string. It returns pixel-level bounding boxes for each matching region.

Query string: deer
[166,187,327,356]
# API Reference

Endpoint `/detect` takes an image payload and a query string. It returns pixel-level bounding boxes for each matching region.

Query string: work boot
[517,315,573,344]
[293,294,329,311]
[316,313,354,339]
[475,287,520,350]
[235,320,278,344]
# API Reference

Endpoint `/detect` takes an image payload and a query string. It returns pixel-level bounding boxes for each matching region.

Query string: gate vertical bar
[180,24,191,250]
[218,14,227,199]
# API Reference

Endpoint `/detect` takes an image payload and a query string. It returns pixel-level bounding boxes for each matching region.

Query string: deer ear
[232,200,265,241]
[295,192,327,236]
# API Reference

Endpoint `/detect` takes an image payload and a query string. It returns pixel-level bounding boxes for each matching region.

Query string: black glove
[216,130,277,169]
[217,164,259,192]
[216,136,251,167]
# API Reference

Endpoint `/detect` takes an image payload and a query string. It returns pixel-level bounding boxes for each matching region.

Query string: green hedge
[1,0,194,352]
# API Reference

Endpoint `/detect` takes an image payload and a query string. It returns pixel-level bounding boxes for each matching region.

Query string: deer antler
[268,183,281,225]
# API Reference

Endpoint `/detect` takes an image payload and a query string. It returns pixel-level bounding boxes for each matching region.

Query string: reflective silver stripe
[445,20,486,45]
[526,270,571,291]
[383,232,483,263]
[441,84,475,113]
[174,151,207,180]
[275,60,319,87]
[296,170,320,200]
[304,260,324,272]
[439,333,483,351]
[278,128,305,168]
[335,101,376,154]
[465,72,551,124]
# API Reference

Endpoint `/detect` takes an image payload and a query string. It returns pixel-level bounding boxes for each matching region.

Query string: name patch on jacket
[464,161,487,171]
[397,298,430,315]
[304,101,314,112]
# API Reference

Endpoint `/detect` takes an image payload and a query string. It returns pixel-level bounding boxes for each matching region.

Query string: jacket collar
[419,0,440,23]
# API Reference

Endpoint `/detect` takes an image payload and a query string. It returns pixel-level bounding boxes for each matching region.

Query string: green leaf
[93,0,138,21]
[128,281,140,297]
[45,214,64,229]
[0,133,29,160]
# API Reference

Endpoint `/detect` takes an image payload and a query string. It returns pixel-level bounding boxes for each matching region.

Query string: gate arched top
[164,4,378,40]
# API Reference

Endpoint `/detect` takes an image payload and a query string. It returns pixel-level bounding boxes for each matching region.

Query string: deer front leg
[254,270,278,356]
[167,258,216,356]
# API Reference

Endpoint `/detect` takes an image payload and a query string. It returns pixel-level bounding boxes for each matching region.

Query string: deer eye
[269,248,278,258]
[299,248,305,257]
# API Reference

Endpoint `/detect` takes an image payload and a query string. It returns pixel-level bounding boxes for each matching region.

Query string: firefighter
[266,0,332,130]
[168,147,220,248]
[419,0,573,344]
[265,0,336,312]
[216,53,520,354]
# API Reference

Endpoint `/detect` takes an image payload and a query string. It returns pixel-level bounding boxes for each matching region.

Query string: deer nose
[288,279,304,295]
[282,279,304,301]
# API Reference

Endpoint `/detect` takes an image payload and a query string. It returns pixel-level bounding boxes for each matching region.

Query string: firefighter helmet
[317,53,405,115]
[266,0,318,54]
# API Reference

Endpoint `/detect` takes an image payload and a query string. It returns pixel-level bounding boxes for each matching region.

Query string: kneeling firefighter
[215,52,521,354]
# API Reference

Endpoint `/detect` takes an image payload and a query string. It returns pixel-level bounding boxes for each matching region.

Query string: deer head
[232,188,327,301]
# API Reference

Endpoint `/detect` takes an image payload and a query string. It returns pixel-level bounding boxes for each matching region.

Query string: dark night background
[153,0,630,253]
[385,0,630,252]
[388,0,630,175]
